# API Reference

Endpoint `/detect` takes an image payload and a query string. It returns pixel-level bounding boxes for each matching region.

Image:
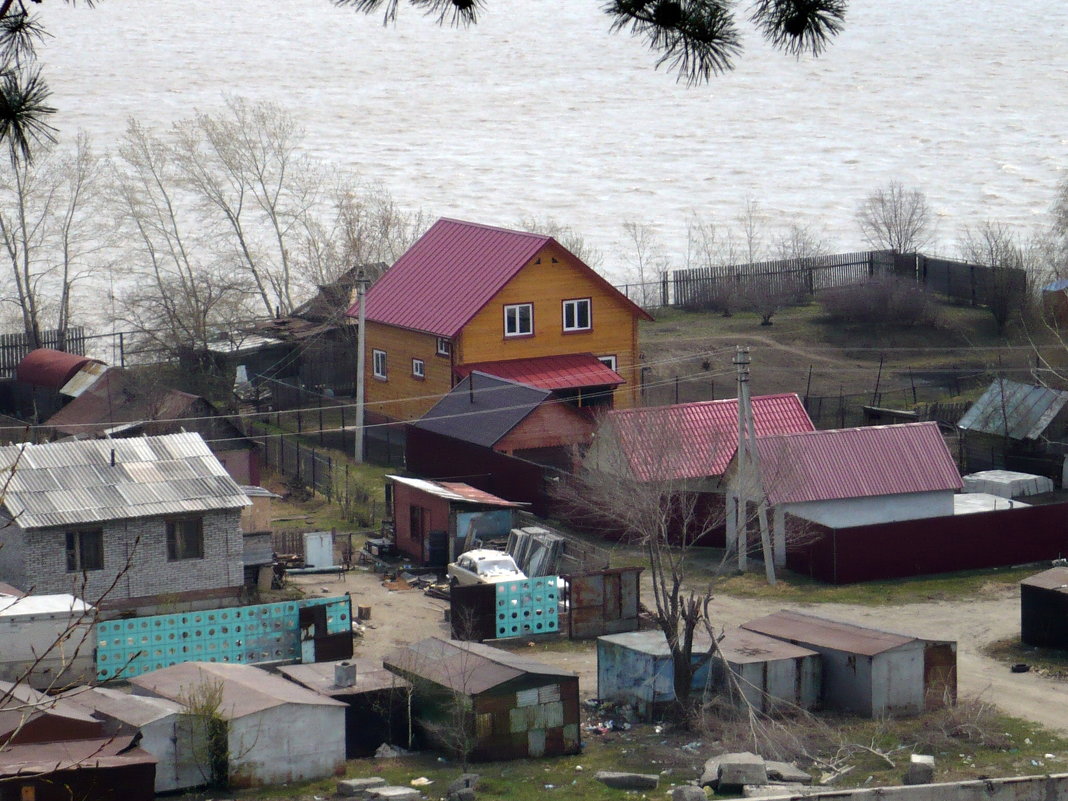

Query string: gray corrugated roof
[412,372,551,448]
[958,379,1068,440]
[0,433,250,530]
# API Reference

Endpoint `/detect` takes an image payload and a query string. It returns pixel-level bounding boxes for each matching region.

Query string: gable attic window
[166,518,204,561]
[436,337,451,357]
[563,298,591,332]
[65,529,103,572]
[412,358,425,379]
[504,303,533,337]
[373,349,388,379]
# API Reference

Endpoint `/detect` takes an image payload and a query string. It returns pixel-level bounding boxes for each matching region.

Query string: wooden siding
[458,243,641,409]
[494,402,595,455]
[363,321,454,420]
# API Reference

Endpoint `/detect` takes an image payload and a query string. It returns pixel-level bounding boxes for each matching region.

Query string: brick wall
[0,524,28,590]
[14,509,244,605]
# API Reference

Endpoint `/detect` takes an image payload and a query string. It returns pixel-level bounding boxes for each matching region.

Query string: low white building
[0,588,95,689]
[728,422,962,565]
[129,661,346,788]
[61,685,206,793]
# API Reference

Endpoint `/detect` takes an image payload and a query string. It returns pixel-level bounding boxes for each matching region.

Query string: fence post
[311,451,316,494]
[326,456,333,500]
[319,406,324,446]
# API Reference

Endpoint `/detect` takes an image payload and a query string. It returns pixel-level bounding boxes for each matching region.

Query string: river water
[39,0,1068,273]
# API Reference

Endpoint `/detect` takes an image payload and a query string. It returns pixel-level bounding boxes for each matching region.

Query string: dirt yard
[287,564,1068,737]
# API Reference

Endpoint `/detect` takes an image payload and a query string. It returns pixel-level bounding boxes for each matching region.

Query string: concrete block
[904,754,935,785]
[595,770,660,790]
[337,777,387,797]
[699,757,721,788]
[766,760,814,785]
[718,752,768,790]
[672,784,708,801]
[743,784,816,798]
[445,773,480,794]
[366,787,422,801]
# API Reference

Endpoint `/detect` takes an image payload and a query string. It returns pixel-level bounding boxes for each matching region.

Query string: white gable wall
[228,702,346,788]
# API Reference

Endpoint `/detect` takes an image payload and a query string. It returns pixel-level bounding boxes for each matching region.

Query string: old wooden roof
[346,218,651,337]
[384,637,576,695]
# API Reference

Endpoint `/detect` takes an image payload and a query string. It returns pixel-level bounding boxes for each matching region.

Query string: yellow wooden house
[347,218,653,421]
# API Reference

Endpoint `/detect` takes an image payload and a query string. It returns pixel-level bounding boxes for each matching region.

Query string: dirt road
[289,568,1068,735]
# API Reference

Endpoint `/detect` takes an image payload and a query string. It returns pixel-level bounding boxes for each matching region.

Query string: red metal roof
[16,348,101,390]
[346,218,652,337]
[604,394,814,481]
[454,353,624,391]
[755,421,962,505]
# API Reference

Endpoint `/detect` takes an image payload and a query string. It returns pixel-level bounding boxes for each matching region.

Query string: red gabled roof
[346,218,652,337]
[605,394,814,481]
[755,421,962,505]
[454,353,624,391]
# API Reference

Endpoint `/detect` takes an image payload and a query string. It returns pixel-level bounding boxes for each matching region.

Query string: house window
[504,303,533,337]
[65,530,103,572]
[436,337,451,357]
[412,358,425,379]
[373,349,387,379]
[598,355,618,372]
[562,298,591,332]
[166,518,204,561]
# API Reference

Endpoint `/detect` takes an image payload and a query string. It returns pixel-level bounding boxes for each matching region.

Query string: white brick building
[0,434,250,610]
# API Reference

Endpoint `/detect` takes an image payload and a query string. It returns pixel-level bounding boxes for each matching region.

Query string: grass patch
[713,565,1035,606]
[180,703,1068,801]
[983,637,1068,680]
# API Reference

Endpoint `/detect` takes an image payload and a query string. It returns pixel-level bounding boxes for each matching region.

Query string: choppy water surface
[41,0,1068,270]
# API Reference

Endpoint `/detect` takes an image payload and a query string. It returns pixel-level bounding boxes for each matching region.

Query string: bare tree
[0,133,105,347]
[621,220,669,308]
[517,215,603,269]
[958,220,1029,335]
[855,181,934,253]
[558,412,729,719]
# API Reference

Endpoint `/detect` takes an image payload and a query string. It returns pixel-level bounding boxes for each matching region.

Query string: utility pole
[732,346,776,584]
[354,267,370,463]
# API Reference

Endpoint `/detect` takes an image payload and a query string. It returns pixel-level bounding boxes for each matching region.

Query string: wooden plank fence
[0,326,86,377]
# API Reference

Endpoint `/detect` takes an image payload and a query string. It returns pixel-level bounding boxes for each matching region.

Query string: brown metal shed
[384,637,580,761]
[1021,566,1068,648]
[0,736,156,801]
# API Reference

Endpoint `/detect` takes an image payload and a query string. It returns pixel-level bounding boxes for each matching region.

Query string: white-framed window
[412,358,425,379]
[504,303,533,337]
[562,298,591,332]
[436,337,451,357]
[598,355,618,372]
[373,349,387,379]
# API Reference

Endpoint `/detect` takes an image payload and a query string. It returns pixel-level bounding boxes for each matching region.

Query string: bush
[820,276,939,327]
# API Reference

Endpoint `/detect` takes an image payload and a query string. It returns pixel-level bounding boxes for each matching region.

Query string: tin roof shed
[958,379,1068,441]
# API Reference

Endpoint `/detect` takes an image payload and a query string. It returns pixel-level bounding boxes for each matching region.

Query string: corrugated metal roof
[1020,566,1068,592]
[755,421,962,505]
[0,736,157,773]
[15,348,101,390]
[0,433,250,530]
[0,679,101,737]
[741,610,924,656]
[385,637,575,695]
[59,360,108,398]
[386,474,524,506]
[454,353,625,391]
[603,394,814,481]
[59,686,182,728]
[129,662,346,719]
[957,379,1068,440]
[346,218,652,337]
[413,372,552,447]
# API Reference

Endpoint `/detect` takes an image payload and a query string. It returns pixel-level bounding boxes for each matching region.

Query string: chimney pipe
[334,661,357,688]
